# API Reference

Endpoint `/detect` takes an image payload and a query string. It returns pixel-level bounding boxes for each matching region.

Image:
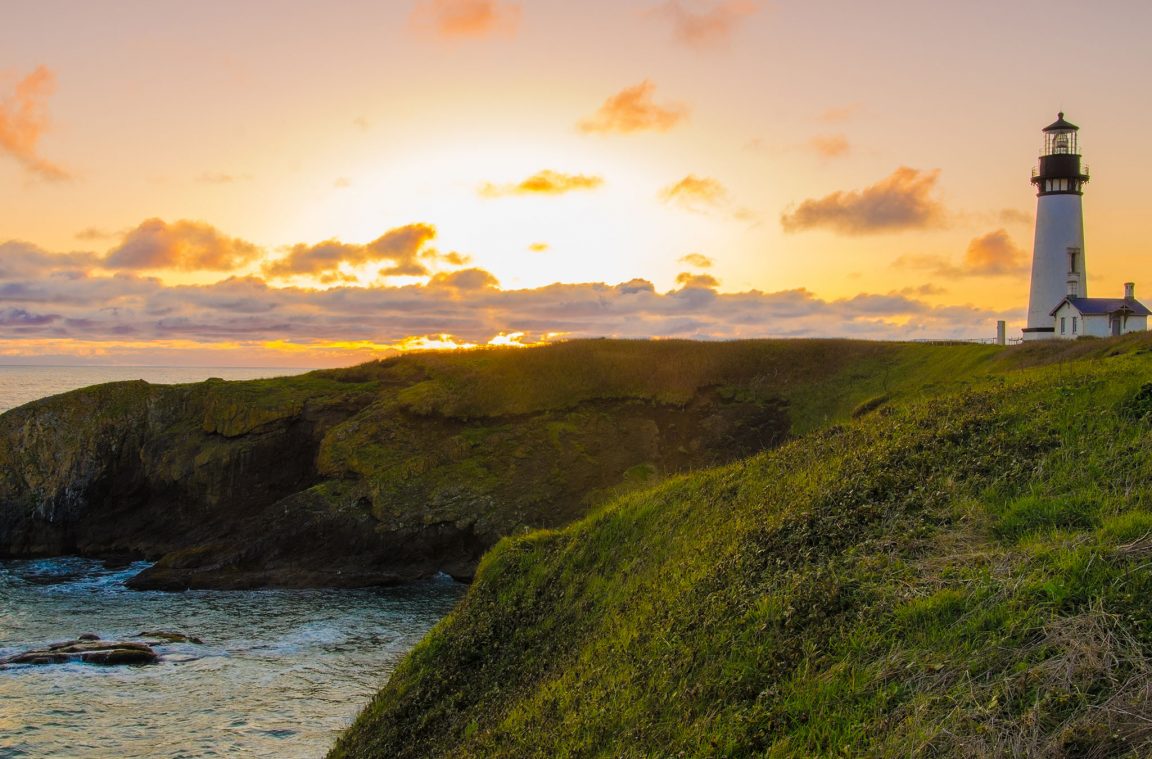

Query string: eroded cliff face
[0,359,790,590]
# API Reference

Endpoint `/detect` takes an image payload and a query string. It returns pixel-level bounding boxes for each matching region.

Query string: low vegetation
[332,334,1152,757]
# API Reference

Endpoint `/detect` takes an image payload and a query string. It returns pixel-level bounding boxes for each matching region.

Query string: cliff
[0,339,983,590]
[330,333,1152,757]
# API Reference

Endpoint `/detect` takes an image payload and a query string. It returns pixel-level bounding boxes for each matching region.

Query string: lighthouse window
[1060,317,1067,335]
[1072,317,1079,334]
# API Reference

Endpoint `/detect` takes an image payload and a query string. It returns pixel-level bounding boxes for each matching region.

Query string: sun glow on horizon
[4,1,1152,365]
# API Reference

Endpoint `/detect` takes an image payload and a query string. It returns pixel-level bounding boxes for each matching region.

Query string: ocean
[0,367,466,758]
[0,365,311,415]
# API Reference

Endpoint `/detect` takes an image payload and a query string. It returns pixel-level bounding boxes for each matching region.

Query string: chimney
[1125,282,1135,299]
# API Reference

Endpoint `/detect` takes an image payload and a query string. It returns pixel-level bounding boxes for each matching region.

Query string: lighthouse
[1023,113,1091,340]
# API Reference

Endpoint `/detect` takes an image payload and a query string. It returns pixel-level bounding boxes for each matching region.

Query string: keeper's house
[1050,282,1151,339]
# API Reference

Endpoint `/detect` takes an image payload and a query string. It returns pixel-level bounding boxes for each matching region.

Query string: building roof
[1043,112,1079,132]
[1051,297,1152,317]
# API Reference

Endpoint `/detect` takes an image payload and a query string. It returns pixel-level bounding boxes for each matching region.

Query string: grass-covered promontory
[332,334,1152,757]
[0,339,1009,590]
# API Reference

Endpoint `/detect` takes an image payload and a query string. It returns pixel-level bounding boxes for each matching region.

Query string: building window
[1060,317,1067,334]
[1072,316,1079,334]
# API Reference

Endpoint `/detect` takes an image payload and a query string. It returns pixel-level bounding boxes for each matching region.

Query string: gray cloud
[105,219,262,271]
[263,223,440,280]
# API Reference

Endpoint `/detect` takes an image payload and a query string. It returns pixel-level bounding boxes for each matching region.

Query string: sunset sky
[4,0,1152,366]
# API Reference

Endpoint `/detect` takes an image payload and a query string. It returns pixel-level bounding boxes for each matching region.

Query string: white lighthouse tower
[1023,113,1091,340]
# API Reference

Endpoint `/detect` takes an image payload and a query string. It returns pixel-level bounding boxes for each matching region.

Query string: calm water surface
[0,365,310,414]
[0,368,468,758]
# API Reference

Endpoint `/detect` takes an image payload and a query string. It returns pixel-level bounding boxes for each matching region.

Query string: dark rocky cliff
[0,341,813,589]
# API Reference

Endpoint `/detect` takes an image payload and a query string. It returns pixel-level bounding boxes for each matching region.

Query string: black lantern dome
[1032,112,1089,195]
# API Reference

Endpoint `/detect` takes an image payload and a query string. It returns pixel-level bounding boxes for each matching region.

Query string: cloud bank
[0,229,1017,365]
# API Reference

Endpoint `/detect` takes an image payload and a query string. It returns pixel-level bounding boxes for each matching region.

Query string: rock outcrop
[1,637,160,667]
[0,341,831,589]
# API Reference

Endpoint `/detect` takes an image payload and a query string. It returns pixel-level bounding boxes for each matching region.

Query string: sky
[3,0,1152,367]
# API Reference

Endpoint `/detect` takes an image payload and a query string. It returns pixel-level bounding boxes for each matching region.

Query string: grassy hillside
[332,334,1152,758]
[320,338,1004,434]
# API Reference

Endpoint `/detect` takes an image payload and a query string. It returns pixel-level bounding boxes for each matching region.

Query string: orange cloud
[781,167,944,235]
[963,229,1027,275]
[410,0,521,39]
[809,133,850,158]
[0,65,69,181]
[104,219,261,271]
[479,170,605,198]
[579,81,688,134]
[893,229,1027,278]
[264,223,440,279]
[675,272,720,289]
[428,249,472,266]
[661,175,729,211]
[679,253,714,268]
[427,268,500,290]
[649,0,761,48]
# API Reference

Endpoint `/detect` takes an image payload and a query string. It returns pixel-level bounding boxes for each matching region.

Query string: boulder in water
[1,638,158,667]
[80,648,157,665]
[135,630,204,644]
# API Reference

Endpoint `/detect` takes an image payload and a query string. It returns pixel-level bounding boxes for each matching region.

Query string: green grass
[318,338,1006,434]
[330,336,1152,758]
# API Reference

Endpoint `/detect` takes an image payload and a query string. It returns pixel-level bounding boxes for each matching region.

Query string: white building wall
[1126,315,1150,334]
[1081,314,1112,338]
[1053,301,1078,339]
[1026,194,1086,338]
